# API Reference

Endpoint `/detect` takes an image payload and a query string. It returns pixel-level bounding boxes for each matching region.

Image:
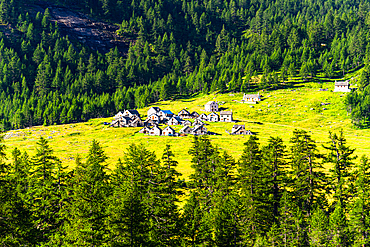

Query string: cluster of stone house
[139,124,208,136]
[178,108,234,123]
[110,110,144,127]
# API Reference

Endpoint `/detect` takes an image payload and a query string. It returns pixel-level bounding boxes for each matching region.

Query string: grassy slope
[3,79,368,179]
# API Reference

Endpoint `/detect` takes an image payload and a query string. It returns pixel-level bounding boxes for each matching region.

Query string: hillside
[3,79,367,178]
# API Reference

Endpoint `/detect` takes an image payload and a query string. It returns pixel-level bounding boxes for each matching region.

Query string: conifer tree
[309,208,328,247]
[328,201,348,246]
[63,140,110,246]
[108,158,150,246]
[28,137,62,244]
[349,156,370,246]
[289,129,327,217]
[323,131,355,206]
[237,136,272,244]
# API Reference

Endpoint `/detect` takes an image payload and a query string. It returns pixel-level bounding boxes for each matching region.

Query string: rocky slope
[26,1,130,54]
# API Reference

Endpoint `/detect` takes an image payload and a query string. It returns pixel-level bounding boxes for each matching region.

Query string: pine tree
[349,156,370,246]
[63,140,110,246]
[328,201,348,246]
[237,136,272,244]
[323,131,356,206]
[309,208,328,247]
[108,159,150,246]
[28,137,63,244]
[181,191,204,246]
[149,145,182,246]
[289,129,327,217]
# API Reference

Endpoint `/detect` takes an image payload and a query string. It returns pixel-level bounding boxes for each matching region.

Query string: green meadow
[3,79,369,179]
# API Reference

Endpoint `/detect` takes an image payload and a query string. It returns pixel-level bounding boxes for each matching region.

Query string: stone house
[139,126,151,134]
[114,111,124,119]
[208,112,219,122]
[193,119,204,126]
[111,116,132,127]
[180,126,193,134]
[198,113,208,121]
[178,109,191,119]
[147,107,161,117]
[334,80,351,92]
[162,126,176,136]
[243,93,261,103]
[220,111,233,122]
[190,111,200,119]
[130,118,144,127]
[159,110,174,120]
[149,126,162,136]
[167,116,182,125]
[205,101,218,112]
[182,120,192,126]
[124,109,140,118]
[147,113,160,122]
[192,125,207,135]
[231,125,252,135]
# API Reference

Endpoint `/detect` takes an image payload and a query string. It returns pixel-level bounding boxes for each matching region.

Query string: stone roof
[220,111,232,115]
[335,80,349,86]
[205,101,217,106]
[243,94,260,98]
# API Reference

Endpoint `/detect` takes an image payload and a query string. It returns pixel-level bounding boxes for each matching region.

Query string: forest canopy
[0,0,369,129]
[0,130,369,245]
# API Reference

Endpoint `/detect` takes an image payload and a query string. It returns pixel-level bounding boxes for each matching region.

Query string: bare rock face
[29,2,130,54]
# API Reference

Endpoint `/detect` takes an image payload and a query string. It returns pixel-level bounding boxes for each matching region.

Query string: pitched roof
[163,126,175,132]
[220,111,232,115]
[179,109,190,114]
[191,111,199,116]
[335,80,349,86]
[205,101,217,106]
[232,125,245,129]
[180,126,192,132]
[161,110,174,115]
[126,109,140,115]
[209,112,219,116]
[243,94,260,98]
[149,107,161,111]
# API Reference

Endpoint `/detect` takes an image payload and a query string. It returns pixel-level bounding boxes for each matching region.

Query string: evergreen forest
[1,130,370,246]
[0,0,370,129]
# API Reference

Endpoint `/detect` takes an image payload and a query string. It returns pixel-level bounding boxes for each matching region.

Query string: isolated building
[231,125,252,135]
[243,93,261,103]
[334,80,351,92]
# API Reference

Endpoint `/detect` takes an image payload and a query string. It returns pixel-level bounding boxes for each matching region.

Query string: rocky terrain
[26,1,130,54]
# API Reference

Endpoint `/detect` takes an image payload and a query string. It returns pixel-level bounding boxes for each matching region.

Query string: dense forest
[0,0,369,129]
[1,130,369,246]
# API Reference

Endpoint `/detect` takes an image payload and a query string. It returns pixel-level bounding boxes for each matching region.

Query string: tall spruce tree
[63,140,110,246]
[323,131,355,207]
[349,156,370,246]
[28,137,62,244]
[289,129,327,217]
[237,135,272,244]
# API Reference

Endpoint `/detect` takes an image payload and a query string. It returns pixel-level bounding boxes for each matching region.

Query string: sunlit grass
[4,79,369,180]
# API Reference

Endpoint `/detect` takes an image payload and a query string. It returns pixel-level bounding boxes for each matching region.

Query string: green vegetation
[0,0,369,130]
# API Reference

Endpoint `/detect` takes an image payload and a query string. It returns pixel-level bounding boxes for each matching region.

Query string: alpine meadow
[2,0,370,246]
